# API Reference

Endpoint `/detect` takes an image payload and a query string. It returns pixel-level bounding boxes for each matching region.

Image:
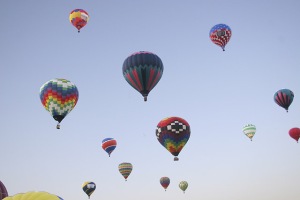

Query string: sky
[1,0,300,200]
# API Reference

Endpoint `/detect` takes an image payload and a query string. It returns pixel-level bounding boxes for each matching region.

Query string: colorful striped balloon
[3,191,63,200]
[156,117,191,161]
[274,89,294,112]
[40,78,79,129]
[69,9,89,33]
[122,51,164,101]
[102,138,117,157]
[179,181,188,193]
[118,162,133,181]
[82,182,96,199]
[243,124,256,141]
[209,24,232,51]
[160,177,170,191]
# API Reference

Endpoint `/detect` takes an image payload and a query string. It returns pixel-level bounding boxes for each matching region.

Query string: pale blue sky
[1,1,300,200]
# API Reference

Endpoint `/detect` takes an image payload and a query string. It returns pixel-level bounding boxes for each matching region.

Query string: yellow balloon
[3,191,62,200]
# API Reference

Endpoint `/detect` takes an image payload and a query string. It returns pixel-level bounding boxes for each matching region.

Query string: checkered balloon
[156,117,190,161]
[209,24,232,51]
[40,78,79,129]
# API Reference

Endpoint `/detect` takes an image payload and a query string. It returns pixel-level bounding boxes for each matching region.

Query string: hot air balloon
[209,24,232,51]
[82,182,96,199]
[0,181,8,200]
[243,124,256,141]
[289,128,300,143]
[122,51,164,101]
[179,181,188,193]
[274,89,294,112]
[3,191,63,200]
[102,138,117,157]
[69,9,90,33]
[160,177,170,191]
[156,117,191,161]
[118,162,133,181]
[40,78,79,129]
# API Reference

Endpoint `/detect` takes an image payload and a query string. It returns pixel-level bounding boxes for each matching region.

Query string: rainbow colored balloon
[118,162,133,181]
[102,138,117,157]
[156,117,191,161]
[40,78,79,129]
[69,9,90,33]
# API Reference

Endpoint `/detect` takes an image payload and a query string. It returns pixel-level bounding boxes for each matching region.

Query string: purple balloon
[0,181,8,200]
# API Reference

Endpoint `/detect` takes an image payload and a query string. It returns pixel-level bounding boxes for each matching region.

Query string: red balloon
[289,128,300,142]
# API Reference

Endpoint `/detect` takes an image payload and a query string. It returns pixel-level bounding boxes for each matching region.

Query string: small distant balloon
[118,162,133,181]
[160,177,170,191]
[274,89,294,112]
[122,51,164,101]
[179,181,188,193]
[156,117,191,161]
[209,23,232,51]
[3,191,63,200]
[289,128,300,143]
[69,9,90,33]
[0,181,8,200]
[82,182,96,199]
[243,124,256,141]
[102,138,117,157]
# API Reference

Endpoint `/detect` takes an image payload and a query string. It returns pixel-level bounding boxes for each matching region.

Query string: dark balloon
[160,177,170,191]
[274,89,294,112]
[122,51,164,101]
[82,182,96,199]
[289,128,300,143]
[0,181,8,200]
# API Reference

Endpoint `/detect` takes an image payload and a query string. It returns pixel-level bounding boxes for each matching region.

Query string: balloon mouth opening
[53,115,64,123]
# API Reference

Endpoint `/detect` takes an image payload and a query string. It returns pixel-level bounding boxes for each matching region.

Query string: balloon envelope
[243,124,256,141]
[102,138,117,157]
[209,24,232,51]
[118,162,133,181]
[160,177,170,191]
[274,89,294,112]
[0,181,8,200]
[179,181,188,193]
[82,182,96,198]
[156,117,191,161]
[40,78,79,128]
[289,128,300,143]
[69,9,89,32]
[122,51,164,101]
[3,191,62,200]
